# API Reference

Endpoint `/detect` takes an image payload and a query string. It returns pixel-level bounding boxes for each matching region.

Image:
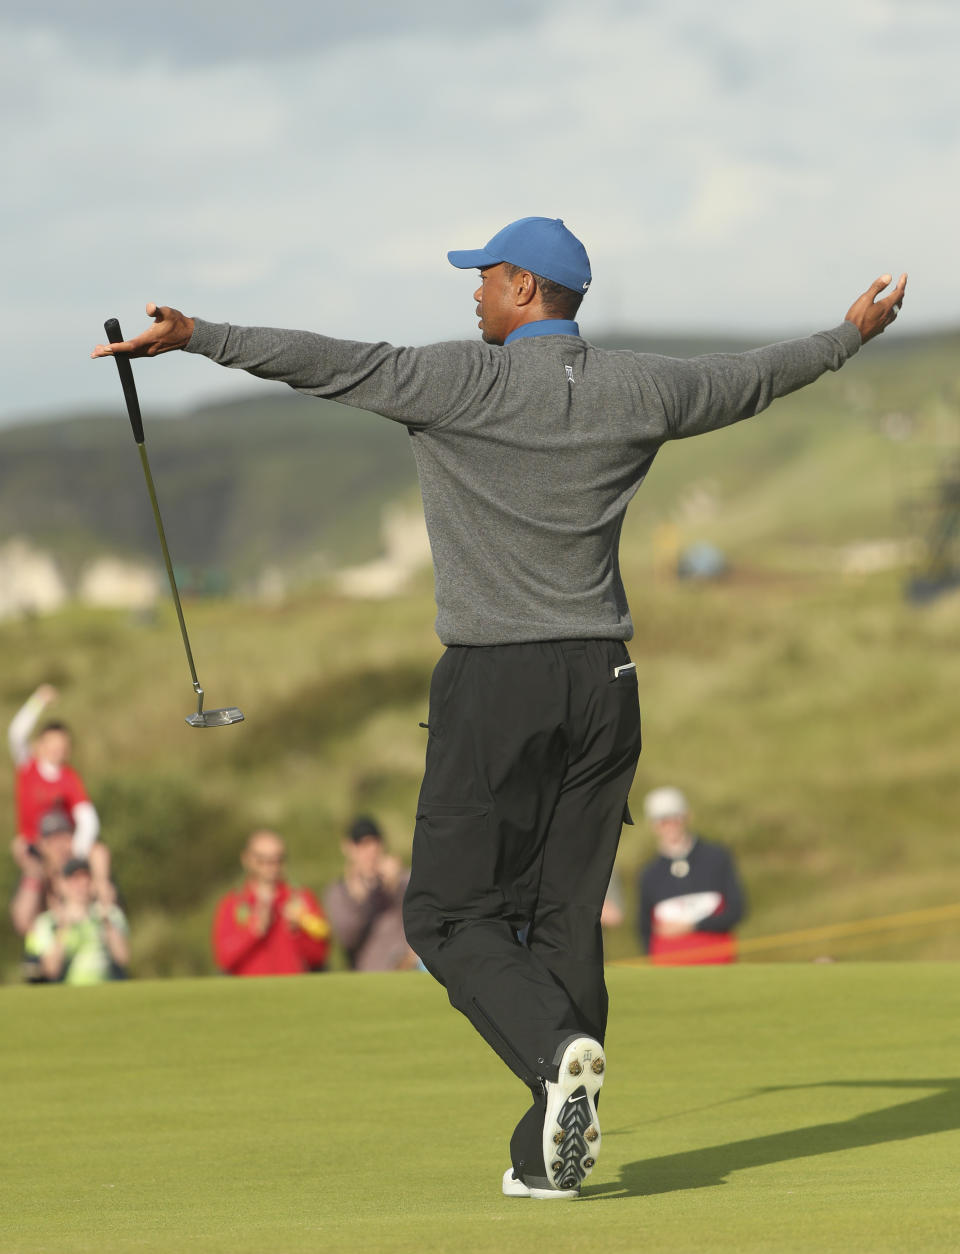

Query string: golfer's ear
[514,269,537,307]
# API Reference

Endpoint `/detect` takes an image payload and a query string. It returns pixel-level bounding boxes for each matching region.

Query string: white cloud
[0,0,957,423]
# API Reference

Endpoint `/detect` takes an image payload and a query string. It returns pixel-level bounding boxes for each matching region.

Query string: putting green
[2,964,958,1253]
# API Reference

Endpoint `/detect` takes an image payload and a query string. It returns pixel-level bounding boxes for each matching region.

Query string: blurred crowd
[210,816,416,977]
[7,684,747,984]
[8,686,126,984]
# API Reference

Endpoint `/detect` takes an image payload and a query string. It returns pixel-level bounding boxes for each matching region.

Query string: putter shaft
[105,317,242,727]
[136,443,204,711]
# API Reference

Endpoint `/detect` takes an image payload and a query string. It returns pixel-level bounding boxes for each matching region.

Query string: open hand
[282,894,306,926]
[91,302,195,359]
[377,853,405,894]
[844,274,907,344]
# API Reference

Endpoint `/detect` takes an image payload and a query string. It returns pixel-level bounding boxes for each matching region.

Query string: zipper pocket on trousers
[472,996,540,1084]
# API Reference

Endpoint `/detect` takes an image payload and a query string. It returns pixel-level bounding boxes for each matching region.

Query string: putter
[104,318,244,729]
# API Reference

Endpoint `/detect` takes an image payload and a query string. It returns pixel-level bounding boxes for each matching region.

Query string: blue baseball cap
[447,217,591,294]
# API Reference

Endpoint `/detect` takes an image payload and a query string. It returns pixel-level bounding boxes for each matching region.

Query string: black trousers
[402,639,642,1093]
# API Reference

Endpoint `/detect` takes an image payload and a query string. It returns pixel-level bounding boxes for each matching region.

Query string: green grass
[2,964,959,1253]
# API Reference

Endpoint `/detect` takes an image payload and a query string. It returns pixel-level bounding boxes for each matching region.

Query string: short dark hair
[62,857,92,878]
[347,815,383,844]
[40,808,74,838]
[504,264,584,320]
[38,720,70,736]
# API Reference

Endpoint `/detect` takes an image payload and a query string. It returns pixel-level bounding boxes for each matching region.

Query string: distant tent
[677,543,728,581]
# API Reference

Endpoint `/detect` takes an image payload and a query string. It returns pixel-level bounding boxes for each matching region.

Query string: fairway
[3,965,959,1254]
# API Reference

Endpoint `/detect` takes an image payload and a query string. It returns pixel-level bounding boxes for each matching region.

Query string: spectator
[636,787,746,964]
[8,685,112,921]
[600,865,625,930]
[11,807,81,937]
[23,857,129,984]
[212,830,331,976]
[324,816,415,971]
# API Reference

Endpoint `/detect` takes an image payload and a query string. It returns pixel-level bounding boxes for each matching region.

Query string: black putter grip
[104,318,145,444]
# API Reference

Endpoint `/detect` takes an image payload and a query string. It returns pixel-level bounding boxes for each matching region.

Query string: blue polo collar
[504,319,581,345]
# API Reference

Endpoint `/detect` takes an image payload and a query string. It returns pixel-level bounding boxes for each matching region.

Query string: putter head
[185,706,245,729]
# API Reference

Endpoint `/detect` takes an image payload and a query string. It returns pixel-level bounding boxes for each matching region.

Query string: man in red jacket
[212,829,330,976]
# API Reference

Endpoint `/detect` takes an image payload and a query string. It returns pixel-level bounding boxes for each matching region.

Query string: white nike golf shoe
[501,1168,579,1201]
[542,1036,605,1192]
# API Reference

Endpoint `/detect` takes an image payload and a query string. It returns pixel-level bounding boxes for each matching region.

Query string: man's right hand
[90,303,195,359]
[377,853,405,894]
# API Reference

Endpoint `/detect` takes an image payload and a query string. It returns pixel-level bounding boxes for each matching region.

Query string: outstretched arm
[8,685,57,765]
[91,303,195,358]
[649,271,908,442]
[90,301,467,431]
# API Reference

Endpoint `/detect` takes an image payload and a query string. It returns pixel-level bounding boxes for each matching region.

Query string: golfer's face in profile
[474,264,514,345]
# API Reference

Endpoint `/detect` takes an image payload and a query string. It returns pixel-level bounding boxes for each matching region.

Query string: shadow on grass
[584,1079,960,1200]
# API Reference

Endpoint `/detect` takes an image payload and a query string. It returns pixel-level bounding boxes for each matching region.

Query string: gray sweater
[186,319,861,645]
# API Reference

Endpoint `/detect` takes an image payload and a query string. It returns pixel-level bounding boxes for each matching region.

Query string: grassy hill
[0,393,417,581]
[0,328,958,979]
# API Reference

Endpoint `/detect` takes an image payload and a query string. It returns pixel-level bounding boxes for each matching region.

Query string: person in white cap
[93,220,903,1200]
[637,787,746,964]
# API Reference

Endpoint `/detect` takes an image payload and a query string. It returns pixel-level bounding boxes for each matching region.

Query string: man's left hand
[282,894,306,926]
[844,273,907,343]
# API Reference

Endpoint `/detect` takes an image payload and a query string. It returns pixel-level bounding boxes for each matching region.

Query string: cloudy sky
[2,0,956,424]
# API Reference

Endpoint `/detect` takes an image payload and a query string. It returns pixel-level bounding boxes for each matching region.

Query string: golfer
[93,217,905,1199]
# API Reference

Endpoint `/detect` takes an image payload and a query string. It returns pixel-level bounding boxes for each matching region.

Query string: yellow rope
[614,901,960,965]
